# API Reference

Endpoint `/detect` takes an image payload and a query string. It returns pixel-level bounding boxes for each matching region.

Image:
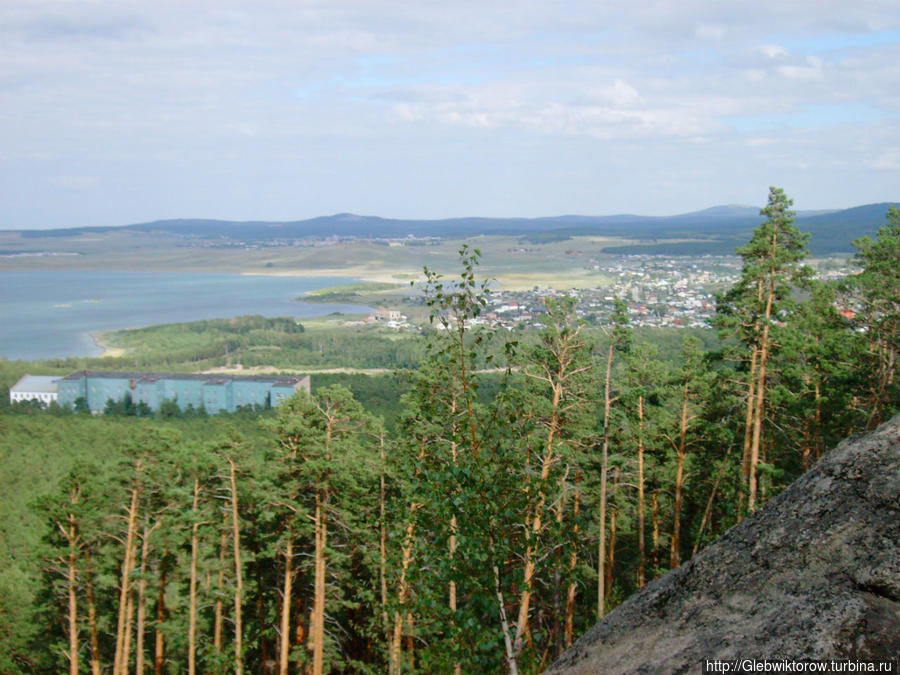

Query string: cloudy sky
[1,1,898,229]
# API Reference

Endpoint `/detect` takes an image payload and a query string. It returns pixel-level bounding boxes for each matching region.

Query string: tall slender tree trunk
[564,470,581,648]
[115,477,141,675]
[136,524,151,674]
[748,284,774,513]
[294,595,306,656]
[693,452,730,557]
[449,398,461,675]
[553,466,569,658]
[637,395,646,588]
[390,510,417,675]
[309,487,327,675]
[813,380,823,463]
[597,342,613,619]
[122,536,138,675]
[214,522,227,664]
[65,511,79,675]
[279,529,294,675]
[85,548,102,675]
[650,492,660,571]
[379,436,389,637]
[154,563,166,675]
[515,381,562,653]
[605,498,617,596]
[801,416,812,473]
[671,382,689,567]
[739,277,764,519]
[228,457,244,675]
[188,477,201,675]
[494,558,519,675]
[740,346,759,518]
[748,233,778,514]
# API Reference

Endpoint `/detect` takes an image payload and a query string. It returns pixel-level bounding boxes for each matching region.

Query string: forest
[1,190,898,674]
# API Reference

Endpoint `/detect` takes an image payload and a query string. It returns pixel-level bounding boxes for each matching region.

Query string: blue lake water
[0,270,372,360]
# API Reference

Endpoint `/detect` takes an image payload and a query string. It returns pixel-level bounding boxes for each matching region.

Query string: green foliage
[849,206,900,427]
[4,199,899,673]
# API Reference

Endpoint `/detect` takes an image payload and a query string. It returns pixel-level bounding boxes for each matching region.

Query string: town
[362,254,855,332]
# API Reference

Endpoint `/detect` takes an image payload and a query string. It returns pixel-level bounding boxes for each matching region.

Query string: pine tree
[716,187,810,514]
[596,298,631,617]
[850,206,900,428]
[512,295,594,662]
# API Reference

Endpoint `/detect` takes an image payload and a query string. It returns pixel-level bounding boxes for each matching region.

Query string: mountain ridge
[12,202,898,254]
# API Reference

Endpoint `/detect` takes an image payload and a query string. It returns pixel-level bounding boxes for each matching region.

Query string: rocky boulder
[548,415,900,674]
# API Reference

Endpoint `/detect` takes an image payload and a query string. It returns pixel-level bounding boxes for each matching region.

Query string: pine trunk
[671,382,689,567]
[136,525,151,674]
[449,397,461,675]
[515,381,562,653]
[228,457,245,675]
[188,477,200,675]
[693,452,730,557]
[650,492,660,571]
[740,346,759,518]
[748,288,774,513]
[748,231,778,513]
[493,560,519,675]
[279,530,293,675]
[310,488,327,675]
[597,342,613,619]
[390,511,417,675]
[294,595,306,653]
[86,548,102,675]
[154,563,166,675]
[605,499,617,597]
[379,436,389,636]
[814,380,823,462]
[122,537,137,675]
[114,480,140,675]
[66,512,79,675]
[637,395,646,588]
[564,470,581,648]
[214,525,227,662]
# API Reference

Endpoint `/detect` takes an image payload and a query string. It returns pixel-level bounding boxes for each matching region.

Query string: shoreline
[88,331,126,358]
[239,268,423,284]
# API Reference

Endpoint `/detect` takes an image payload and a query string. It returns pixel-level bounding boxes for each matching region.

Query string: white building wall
[10,391,58,405]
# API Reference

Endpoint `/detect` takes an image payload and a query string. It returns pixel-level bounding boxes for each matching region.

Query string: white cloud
[760,44,789,59]
[695,24,727,41]
[50,175,100,190]
[1,1,898,226]
[777,56,825,81]
[870,149,900,169]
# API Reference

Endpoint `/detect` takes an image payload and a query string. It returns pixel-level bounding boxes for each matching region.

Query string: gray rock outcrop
[549,415,900,674]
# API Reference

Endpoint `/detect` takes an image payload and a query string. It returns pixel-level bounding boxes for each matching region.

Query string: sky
[1,1,898,230]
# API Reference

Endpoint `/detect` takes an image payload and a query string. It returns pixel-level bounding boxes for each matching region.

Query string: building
[9,375,63,406]
[371,309,401,321]
[57,371,311,414]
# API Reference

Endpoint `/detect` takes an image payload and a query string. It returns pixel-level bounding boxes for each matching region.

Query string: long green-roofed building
[57,371,311,414]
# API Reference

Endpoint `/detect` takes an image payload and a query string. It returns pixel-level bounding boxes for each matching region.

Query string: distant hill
[14,203,899,255]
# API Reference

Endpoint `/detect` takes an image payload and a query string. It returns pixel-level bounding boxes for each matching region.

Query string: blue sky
[1,1,898,229]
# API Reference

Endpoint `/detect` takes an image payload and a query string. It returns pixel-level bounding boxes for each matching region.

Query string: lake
[0,270,372,360]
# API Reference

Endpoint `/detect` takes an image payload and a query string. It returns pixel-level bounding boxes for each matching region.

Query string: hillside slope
[13,204,899,254]
[548,415,900,674]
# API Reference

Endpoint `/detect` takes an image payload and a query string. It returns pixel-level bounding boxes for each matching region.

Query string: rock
[548,415,900,674]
